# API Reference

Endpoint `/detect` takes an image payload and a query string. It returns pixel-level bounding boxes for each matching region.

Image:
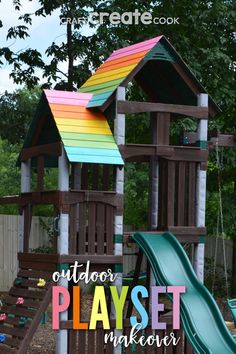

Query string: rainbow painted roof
[79,36,162,108]
[44,89,123,165]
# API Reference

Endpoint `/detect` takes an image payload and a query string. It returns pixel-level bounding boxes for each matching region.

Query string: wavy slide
[132,232,236,354]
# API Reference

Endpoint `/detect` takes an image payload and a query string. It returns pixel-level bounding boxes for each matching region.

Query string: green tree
[0,87,41,144]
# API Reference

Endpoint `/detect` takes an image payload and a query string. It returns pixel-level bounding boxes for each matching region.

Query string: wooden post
[20,160,31,252]
[194,93,208,282]
[56,148,69,354]
[148,112,170,315]
[112,86,125,354]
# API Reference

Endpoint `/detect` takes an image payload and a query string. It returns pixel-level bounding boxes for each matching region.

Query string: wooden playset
[0,35,236,354]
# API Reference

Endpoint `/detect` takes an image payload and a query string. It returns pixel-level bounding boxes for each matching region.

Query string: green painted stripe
[196,140,208,149]
[60,132,115,143]
[67,153,124,165]
[199,235,206,243]
[62,139,117,149]
[57,263,69,272]
[79,78,122,93]
[114,234,123,243]
[81,85,117,95]
[65,146,121,157]
[113,264,123,273]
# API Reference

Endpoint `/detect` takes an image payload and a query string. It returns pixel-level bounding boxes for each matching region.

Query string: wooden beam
[37,156,44,192]
[20,142,62,161]
[59,255,123,264]
[183,132,236,147]
[117,101,208,118]
[119,144,208,162]
[172,62,200,96]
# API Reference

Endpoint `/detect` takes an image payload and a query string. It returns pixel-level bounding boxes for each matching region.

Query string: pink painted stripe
[47,97,92,107]
[109,35,162,58]
[106,42,158,62]
[44,89,93,100]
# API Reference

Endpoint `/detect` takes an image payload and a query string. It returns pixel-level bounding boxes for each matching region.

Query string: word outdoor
[52,262,186,332]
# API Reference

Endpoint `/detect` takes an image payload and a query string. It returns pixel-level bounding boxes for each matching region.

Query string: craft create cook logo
[51,261,185,348]
[60,10,180,26]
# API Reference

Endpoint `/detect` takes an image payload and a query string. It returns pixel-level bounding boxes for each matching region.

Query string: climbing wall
[0,266,52,354]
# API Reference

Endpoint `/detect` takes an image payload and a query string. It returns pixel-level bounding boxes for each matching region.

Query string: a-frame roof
[79,36,162,108]
[80,35,219,116]
[21,89,124,166]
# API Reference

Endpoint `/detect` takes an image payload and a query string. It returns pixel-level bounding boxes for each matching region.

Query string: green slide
[132,232,236,354]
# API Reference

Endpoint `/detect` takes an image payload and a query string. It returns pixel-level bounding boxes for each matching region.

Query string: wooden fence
[0,215,234,291]
[0,215,50,291]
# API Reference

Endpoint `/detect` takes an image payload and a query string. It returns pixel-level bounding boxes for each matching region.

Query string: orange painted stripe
[96,56,143,74]
[50,106,106,120]
[95,50,148,74]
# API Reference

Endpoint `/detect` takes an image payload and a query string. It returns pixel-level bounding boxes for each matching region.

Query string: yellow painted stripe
[57,124,112,135]
[81,64,136,88]
[62,139,117,149]
[54,117,110,129]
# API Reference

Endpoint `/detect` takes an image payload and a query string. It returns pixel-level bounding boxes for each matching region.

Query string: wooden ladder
[0,268,53,354]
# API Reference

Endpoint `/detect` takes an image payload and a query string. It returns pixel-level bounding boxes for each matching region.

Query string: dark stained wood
[17,287,52,354]
[2,315,31,329]
[88,202,96,254]
[97,203,105,254]
[103,164,110,190]
[68,330,77,354]
[175,329,184,354]
[120,145,208,162]
[172,62,199,96]
[63,190,122,208]
[1,335,21,348]
[1,305,36,319]
[188,163,196,226]
[18,269,53,281]
[36,155,44,192]
[177,162,186,226]
[117,100,208,118]
[23,204,32,252]
[69,203,77,254]
[156,112,170,145]
[78,202,86,254]
[59,255,122,264]
[0,324,27,338]
[92,164,99,190]
[88,330,95,352]
[4,295,40,309]
[18,253,59,263]
[77,331,86,354]
[81,163,89,190]
[18,260,57,272]
[166,226,206,235]
[9,287,45,300]
[20,142,62,161]
[167,161,175,226]
[126,250,143,318]
[105,205,114,255]
[97,328,105,353]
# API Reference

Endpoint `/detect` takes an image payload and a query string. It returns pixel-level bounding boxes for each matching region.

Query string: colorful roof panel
[44,90,124,165]
[79,36,162,108]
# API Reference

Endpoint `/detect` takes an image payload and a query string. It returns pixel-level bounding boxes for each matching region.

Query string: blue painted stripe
[86,91,113,108]
[67,154,124,165]
[64,146,121,157]
[86,91,113,101]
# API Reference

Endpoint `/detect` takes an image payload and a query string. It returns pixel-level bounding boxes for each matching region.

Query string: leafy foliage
[0,87,41,144]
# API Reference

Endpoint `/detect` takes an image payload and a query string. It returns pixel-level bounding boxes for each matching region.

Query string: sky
[0,0,74,93]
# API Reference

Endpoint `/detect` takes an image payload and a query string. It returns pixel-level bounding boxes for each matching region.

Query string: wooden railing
[61,319,194,354]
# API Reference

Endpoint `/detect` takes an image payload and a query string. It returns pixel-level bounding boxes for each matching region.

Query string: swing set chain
[212,139,229,298]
